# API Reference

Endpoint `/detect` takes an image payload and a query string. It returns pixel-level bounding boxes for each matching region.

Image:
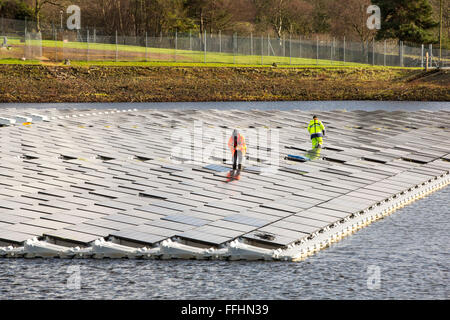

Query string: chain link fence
[1,18,448,68]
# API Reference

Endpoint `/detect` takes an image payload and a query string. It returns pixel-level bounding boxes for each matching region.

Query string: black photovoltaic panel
[223,214,268,227]
[209,220,258,233]
[132,224,179,237]
[0,228,33,244]
[109,229,167,245]
[146,219,195,232]
[176,229,232,246]
[65,223,113,237]
[1,109,449,251]
[162,214,209,227]
[4,223,52,236]
[271,220,319,234]
[243,231,297,247]
[43,229,100,245]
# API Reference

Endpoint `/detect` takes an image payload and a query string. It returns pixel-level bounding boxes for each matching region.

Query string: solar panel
[44,229,100,245]
[146,219,195,232]
[176,229,231,246]
[271,221,319,234]
[0,213,30,224]
[109,229,166,245]
[162,214,209,227]
[83,218,133,231]
[194,225,244,238]
[0,228,32,244]
[21,218,72,230]
[203,164,230,173]
[243,231,297,247]
[4,223,52,236]
[65,223,113,237]
[103,214,150,226]
[223,214,268,227]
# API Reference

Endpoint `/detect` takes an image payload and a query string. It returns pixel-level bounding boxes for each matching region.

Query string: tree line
[0,0,448,45]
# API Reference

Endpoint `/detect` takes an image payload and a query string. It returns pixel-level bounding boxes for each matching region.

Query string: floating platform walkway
[0,107,449,260]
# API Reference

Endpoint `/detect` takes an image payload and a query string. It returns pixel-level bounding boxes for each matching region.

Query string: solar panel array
[0,107,449,250]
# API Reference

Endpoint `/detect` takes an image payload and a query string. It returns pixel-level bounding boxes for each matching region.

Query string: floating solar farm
[0,108,449,261]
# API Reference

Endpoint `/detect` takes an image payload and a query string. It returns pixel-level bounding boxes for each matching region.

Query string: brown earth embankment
[0,65,448,102]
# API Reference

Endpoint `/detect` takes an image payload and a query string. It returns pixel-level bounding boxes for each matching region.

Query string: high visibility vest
[308,119,325,139]
[228,134,247,156]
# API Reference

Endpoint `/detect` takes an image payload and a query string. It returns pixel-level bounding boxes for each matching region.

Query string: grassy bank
[0,64,448,103]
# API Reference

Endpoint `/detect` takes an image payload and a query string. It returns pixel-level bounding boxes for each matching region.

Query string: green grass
[69,60,419,69]
[0,58,423,70]
[0,58,40,64]
[0,37,425,69]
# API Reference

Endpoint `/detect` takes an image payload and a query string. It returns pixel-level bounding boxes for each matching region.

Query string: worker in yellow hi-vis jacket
[307,115,326,149]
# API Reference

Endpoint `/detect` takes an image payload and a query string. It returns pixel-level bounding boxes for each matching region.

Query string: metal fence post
[145,32,148,62]
[421,44,424,68]
[429,44,433,67]
[331,38,334,65]
[175,30,177,62]
[402,41,405,67]
[372,38,375,65]
[219,30,221,53]
[54,27,57,61]
[384,40,386,66]
[299,36,301,61]
[62,30,64,62]
[261,35,263,65]
[87,29,89,61]
[204,30,206,64]
[430,44,433,67]
[366,40,369,64]
[316,36,319,65]
[343,36,346,65]
[115,30,118,62]
[289,34,292,65]
[233,33,236,64]
[250,32,253,57]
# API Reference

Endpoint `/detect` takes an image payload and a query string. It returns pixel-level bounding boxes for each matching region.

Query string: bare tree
[253,0,313,38]
[328,0,376,42]
[32,0,67,32]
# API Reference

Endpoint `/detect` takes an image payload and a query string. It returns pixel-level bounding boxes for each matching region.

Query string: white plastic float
[30,114,49,122]
[0,117,16,125]
[15,116,32,123]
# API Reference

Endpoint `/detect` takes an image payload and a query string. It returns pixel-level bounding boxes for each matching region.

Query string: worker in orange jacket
[228,129,247,171]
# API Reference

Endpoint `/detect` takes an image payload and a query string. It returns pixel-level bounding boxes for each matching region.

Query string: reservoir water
[0,186,448,300]
[2,100,449,111]
[0,101,449,299]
